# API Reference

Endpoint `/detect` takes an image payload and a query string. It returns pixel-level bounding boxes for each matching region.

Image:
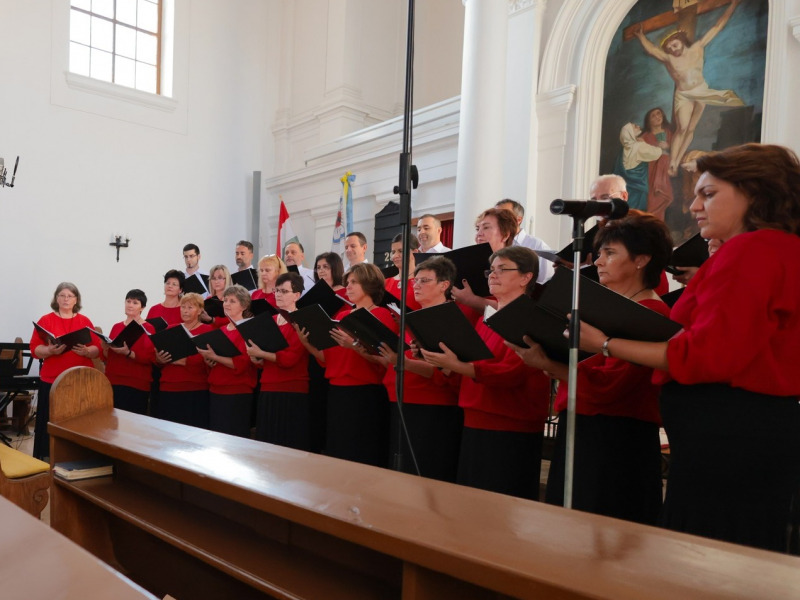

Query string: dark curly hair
[594,212,673,290]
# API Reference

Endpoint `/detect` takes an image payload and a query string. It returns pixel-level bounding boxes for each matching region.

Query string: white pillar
[452,0,509,248]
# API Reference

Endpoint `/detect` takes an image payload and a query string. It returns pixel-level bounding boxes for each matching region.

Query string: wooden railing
[48,367,800,600]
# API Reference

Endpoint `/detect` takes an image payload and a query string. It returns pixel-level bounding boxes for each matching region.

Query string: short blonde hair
[180,292,205,311]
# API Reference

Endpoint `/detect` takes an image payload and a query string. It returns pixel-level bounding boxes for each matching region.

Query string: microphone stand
[391,0,420,476]
[563,215,586,509]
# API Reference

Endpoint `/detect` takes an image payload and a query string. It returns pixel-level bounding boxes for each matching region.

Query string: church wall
[0,0,278,341]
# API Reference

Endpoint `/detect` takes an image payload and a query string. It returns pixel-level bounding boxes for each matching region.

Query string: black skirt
[255,390,311,451]
[208,392,253,439]
[389,402,462,483]
[326,384,389,468]
[307,355,328,454]
[660,382,800,552]
[545,411,662,525]
[457,427,543,501]
[156,390,210,429]
[112,385,149,415]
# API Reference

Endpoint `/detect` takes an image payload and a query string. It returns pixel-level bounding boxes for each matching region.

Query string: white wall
[0,0,279,342]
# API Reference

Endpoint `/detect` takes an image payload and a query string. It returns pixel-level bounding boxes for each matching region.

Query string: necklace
[628,287,648,301]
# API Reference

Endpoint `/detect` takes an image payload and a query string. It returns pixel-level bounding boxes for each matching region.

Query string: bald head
[590,174,628,202]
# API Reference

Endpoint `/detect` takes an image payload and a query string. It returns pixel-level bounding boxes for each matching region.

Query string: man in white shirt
[234,240,255,272]
[416,214,451,253]
[344,232,368,268]
[283,241,316,294]
[495,200,554,284]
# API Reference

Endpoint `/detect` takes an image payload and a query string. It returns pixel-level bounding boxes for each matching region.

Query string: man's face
[344,236,366,264]
[183,250,199,270]
[235,245,253,269]
[416,217,441,249]
[665,39,684,57]
[283,243,304,266]
[590,179,628,202]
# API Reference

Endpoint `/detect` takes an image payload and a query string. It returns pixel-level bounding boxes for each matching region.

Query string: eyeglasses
[183,253,197,259]
[57,294,76,300]
[411,277,436,286]
[484,268,520,278]
[210,276,226,281]
[274,289,295,295]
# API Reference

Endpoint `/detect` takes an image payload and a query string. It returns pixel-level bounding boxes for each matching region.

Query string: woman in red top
[252,255,288,307]
[422,247,551,500]
[154,293,213,428]
[379,256,462,482]
[103,289,156,416]
[146,270,185,327]
[510,214,673,524]
[384,233,422,311]
[30,282,102,459]
[197,285,257,438]
[451,207,518,319]
[299,263,397,467]
[199,264,232,328]
[313,252,347,298]
[578,143,800,551]
[247,272,310,449]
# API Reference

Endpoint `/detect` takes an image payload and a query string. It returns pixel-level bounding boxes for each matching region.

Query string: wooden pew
[48,367,800,600]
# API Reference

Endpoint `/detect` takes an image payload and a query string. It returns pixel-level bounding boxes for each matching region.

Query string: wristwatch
[601,337,613,358]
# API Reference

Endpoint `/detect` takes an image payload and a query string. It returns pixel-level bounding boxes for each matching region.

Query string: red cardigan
[259,318,309,394]
[323,307,396,387]
[30,313,102,384]
[159,323,213,392]
[104,320,156,392]
[207,325,257,395]
[383,331,460,406]
[458,319,550,432]
[554,298,669,424]
[655,229,800,396]
[146,303,182,327]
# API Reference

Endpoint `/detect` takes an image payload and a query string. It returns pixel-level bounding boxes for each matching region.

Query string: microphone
[550,198,629,220]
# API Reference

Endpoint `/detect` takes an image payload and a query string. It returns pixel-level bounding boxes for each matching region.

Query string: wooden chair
[0,444,50,518]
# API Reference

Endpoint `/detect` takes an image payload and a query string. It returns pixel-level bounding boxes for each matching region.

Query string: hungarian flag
[276,199,299,255]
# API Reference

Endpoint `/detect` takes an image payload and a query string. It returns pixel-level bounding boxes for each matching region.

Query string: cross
[622,0,734,44]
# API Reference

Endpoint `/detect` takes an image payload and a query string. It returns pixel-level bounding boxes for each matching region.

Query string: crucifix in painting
[627,0,744,176]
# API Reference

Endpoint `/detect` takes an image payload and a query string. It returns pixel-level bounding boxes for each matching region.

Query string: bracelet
[601,337,613,358]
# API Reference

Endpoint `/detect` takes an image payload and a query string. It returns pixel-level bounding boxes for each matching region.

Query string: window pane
[91,16,113,52]
[69,42,91,76]
[90,48,113,82]
[91,0,114,19]
[71,0,91,10]
[117,0,137,26]
[115,55,136,88]
[70,9,90,45]
[135,61,156,93]
[138,1,159,34]
[137,31,158,65]
[116,24,136,59]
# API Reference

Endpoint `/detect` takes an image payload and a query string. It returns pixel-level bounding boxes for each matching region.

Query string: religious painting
[599,0,768,242]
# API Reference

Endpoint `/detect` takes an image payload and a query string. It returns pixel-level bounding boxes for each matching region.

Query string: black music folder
[296,279,352,318]
[485,294,588,364]
[337,308,406,356]
[91,320,146,348]
[660,287,685,308]
[150,325,197,361]
[287,304,339,350]
[665,233,708,275]
[231,268,258,291]
[541,267,681,342]
[183,272,209,295]
[380,264,399,279]
[380,288,412,315]
[235,313,289,353]
[204,296,225,318]
[191,328,241,358]
[404,301,494,363]
[416,243,493,298]
[32,322,92,351]
[145,316,169,332]
[251,298,279,317]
